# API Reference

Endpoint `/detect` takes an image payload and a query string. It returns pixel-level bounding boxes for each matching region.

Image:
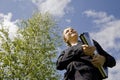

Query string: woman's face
[63,27,78,42]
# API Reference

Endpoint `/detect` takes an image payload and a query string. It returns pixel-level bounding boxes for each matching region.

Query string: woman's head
[63,27,78,46]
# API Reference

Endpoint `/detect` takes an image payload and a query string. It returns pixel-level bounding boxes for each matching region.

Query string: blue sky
[0,0,120,80]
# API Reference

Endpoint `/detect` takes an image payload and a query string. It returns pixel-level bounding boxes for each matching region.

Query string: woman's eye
[65,30,69,34]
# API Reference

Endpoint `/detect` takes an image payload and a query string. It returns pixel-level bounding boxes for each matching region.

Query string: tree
[0,13,61,80]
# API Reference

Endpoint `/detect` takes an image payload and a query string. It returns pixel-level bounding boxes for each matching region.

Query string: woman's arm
[56,46,83,70]
[93,40,116,67]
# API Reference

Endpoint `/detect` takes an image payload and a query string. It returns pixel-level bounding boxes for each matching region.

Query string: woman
[56,27,116,80]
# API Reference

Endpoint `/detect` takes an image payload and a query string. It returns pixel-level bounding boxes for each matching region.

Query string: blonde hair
[63,31,71,47]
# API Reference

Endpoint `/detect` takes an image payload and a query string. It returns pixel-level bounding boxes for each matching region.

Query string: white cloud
[91,20,120,51]
[83,10,115,24]
[65,19,71,23]
[32,0,72,17]
[83,10,120,51]
[0,13,19,40]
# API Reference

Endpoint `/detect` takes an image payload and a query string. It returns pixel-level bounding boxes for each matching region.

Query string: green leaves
[0,13,61,80]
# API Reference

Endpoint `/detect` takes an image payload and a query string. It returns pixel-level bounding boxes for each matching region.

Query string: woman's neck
[70,40,78,46]
[71,42,78,46]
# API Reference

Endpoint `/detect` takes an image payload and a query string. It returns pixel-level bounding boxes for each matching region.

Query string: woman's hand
[91,54,106,67]
[82,44,96,56]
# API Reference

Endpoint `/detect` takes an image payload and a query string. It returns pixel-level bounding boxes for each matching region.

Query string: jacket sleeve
[56,46,83,70]
[93,40,116,68]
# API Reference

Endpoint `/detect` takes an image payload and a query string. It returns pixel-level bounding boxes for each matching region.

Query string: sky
[0,0,120,80]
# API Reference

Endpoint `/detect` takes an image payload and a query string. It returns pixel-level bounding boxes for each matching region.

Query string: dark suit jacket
[56,40,116,80]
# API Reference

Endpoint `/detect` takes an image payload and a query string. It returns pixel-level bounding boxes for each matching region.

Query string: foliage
[0,13,61,80]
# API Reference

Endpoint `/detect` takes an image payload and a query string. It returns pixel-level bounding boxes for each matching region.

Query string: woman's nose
[70,29,73,32]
